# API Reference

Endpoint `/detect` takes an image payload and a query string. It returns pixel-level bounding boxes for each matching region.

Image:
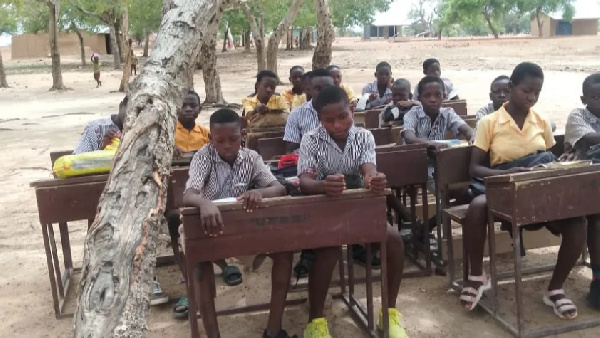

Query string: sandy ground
[1,36,600,337]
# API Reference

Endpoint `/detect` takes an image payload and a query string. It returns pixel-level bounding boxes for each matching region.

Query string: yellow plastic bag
[53,139,120,178]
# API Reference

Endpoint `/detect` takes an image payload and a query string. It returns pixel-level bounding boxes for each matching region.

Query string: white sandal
[460,274,492,311]
[543,289,578,320]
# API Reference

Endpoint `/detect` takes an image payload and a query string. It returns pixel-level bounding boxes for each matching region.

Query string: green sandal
[222,265,243,286]
[172,297,188,319]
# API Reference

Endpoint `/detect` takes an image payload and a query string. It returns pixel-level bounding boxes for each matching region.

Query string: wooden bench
[442,99,468,116]
[257,136,286,161]
[181,190,390,338]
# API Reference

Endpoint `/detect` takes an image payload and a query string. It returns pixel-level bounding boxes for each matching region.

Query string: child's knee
[314,247,340,262]
[271,251,294,265]
[560,217,587,241]
[386,225,404,252]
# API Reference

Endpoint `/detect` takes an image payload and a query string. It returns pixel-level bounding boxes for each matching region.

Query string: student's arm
[358,132,387,193]
[458,124,474,142]
[297,136,345,196]
[73,124,102,154]
[448,109,474,141]
[401,109,443,148]
[565,111,600,150]
[283,110,302,153]
[275,96,291,114]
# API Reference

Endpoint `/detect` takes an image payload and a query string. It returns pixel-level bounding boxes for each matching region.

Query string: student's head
[391,79,412,103]
[374,61,392,86]
[423,58,441,77]
[209,108,242,163]
[326,65,342,87]
[117,96,128,127]
[289,66,304,89]
[489,75,510,110]
[255,70,279,103]
[417,76,445,115]
[582,73,600,115]
[313,85,352,141]
[302,71,313,98]
[178,90,201,125]
[508,62,544,111]
[308,69,334,101]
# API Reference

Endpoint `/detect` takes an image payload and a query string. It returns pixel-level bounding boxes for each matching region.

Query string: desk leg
[59,223,73,271]
[185,258,200,338]
[41,223,60,317]
[47,224,64,299]
[347,246,355,297]
[365,244,374,331]
[488,211,498,314]
[421,184,431,273]
[512,223,525,336]
[338,247,346,295]
[380,241,389,338]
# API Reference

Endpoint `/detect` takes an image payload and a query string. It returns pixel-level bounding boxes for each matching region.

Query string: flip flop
[543,289,578,320]
[460,274,491,311]
[172,297,188,319]
[222,265,243,286]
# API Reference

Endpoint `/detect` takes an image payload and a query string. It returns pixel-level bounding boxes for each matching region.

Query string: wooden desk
[355,107,384,126]
[257,136,286,161]
[365,109,382,129]
[442,100,468,116]
[181,190,390,338]
[483,165,600,338]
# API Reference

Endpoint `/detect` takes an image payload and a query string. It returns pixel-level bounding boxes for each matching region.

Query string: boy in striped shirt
[298,86,408,338]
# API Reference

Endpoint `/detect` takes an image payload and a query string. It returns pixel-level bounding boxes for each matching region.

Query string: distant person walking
[91,52,101,87]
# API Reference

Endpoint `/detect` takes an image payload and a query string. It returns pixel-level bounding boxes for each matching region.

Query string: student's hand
[396,101,418,109]
[558,151,577,162]
[365,172,387,193]
[102,129,121,149]
[368,93,378,102]
[199,201,223,237]
[428,141,448,150]
[324,174,346,197]
[173,147,185,159]
[506,167,531,174]
[237,190,262,212]
[256,103,269,114]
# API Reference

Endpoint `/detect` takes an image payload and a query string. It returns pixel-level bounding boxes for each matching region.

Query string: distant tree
[37,0,67,90]
[330,0,392,28]
[129,0,161,56]
[517,0,574,37]
[312,0,333,69]
[442,0,516,38]
[0,0,20,87]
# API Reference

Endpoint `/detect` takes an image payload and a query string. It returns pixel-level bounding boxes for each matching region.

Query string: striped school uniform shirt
[297,125,376,180]
[475,102,496,121]
[362,81,393,109]
[565,108,600,159]
[73,116,119,154]
[185,144,277,200]
[283,100,321,144]
[402,105,466,141]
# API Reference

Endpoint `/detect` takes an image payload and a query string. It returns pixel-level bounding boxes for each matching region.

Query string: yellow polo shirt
[174,121,210,152]
[474,104,555,167]
[340,83,358,103]
[281,89,307,109]
[242,94,290,129]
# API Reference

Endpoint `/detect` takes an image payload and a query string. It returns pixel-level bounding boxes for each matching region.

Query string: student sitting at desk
[379,78,420,127]
[362,61,393,109]
[475,75,509,121]
[182,109,295,338]
[564,73,600,310]
[413,58,459,101]
[73,95,128,154]
[281,65,307,110]
[461,62,586,320]
[284,69,334,154]
[298,86,408,338]
[326,65,358,105]
[242,70,290,130]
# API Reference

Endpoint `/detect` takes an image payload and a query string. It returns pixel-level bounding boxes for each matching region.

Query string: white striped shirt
[402,105,466,141]
[185,144,277,200]
[73,117,119,154]
[565,108,600,159]
[298,125,376,180]
[362,81,393,109]
[283,100,320,144]
[475,102,496,121]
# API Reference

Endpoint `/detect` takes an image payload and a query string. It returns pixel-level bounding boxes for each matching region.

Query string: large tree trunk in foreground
[241,3,266,71]
[143,30,150,57]
[109,24,122,69]
[72,1,225,336]
[0,51,8,88]
[47,0,66,91]
[119,0,132,93]
[312,0,334,69]
[266,0,304,76]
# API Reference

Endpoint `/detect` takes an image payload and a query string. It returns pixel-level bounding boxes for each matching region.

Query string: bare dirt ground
[1,36,599,338]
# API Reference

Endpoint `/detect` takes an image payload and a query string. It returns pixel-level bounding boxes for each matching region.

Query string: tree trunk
[109,24,122,69]
[47,0,66,91]
[244,30,251,51]
[72,1,225,337]
[119,0,132,93]
[221,25,229,52]
[437,27,442,40]
[266,0,304,75]
[115,17,124,60]
[536,7,543,38]
[73,26,86,66]
[201,32,225,104]
[143,30,150,57]
[0,51,8,88]
[483,13,499,39]
[240,3,266,71]
[286,29,292,50]
[312,0,334,69]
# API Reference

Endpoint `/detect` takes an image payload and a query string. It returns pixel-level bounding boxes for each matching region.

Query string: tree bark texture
[143,30,150,57]
[47,0,66,90]
[72,1,225,337]
[241,3,266,71]
[201,31,225,104]
[266,0,304,75]
[119,0,132,93]
[244,30,251,51]
[0,51,8,88]
[312,0,334,70]
[109,24,122,69]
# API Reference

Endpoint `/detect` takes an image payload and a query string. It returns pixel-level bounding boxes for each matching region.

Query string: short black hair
[290,65,304,73]
[510,62,544,86]
[375,61,391,72]
[309,68,332,79]
[326,65,340,72]
[423,58,440,73]
[209,108,240,127]
[313,85,349,114]
[119,96,128,107]
[490,75,509,90]
[417,75,445,97]
[583,73,600,95]
[392,78,411,90]
[256,70,278,83]
[186,90,201,103]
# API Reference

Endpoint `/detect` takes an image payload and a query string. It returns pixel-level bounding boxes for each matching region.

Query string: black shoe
[589,280,600,310]
[293,249,315,279]
[263,329,298,338]
[351,244,381,270]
